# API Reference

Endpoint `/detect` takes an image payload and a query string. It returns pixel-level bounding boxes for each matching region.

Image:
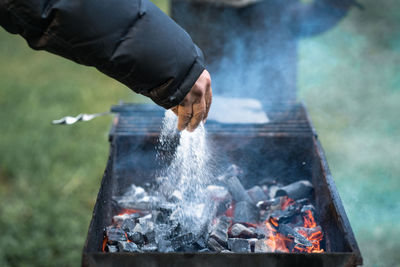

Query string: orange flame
[102,236,108,252]
[281,197,295,210]
[117,209,140,216]
[295,210,324,253]
[303,210,317,228]
[264,221,290,252]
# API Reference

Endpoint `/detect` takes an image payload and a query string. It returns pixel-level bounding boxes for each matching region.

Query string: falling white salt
[156,110,213,236]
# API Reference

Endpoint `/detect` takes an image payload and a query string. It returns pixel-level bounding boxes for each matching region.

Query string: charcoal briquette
[230,223,256,238]
[224,176,252,203]
[233,201,259,223]
[209,216,231,247]
[278,224,312,247]
[207,237,226,252]
[117,241,140,252]
[121,219,136,232]
[127,232,145,245]
[275,180,314,200]
[254,239,273,253]
[227,238,251,253]
[247,186,267,204]
[106,244,118,253]
[105,226,127,244]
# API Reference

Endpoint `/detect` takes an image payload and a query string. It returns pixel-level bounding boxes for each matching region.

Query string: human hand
[171,70,212,132]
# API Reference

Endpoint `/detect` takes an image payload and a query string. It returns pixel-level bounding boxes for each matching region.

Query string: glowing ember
[294,210,324,253]
[264,222,290,252]
[102,237,108,252]
[281,196,295,210]
[117,209,140,216]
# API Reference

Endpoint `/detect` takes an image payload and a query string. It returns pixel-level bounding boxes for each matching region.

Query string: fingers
[188,99,206,132]
[203,84,212,122]
[177,101,193,131]
[174,69,212,132]
[171,106,178,116]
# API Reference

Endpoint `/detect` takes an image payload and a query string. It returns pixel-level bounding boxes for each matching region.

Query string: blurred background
[0,0,398,266]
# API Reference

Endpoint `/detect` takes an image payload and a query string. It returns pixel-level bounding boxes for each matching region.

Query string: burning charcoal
[154,205,174,224]
[113,213,140,226]
[127,232,145,245]
[117,241,141,252]
[294,225,322,238]
[207,185,232,215]
[138,214,152,225]
[233,201,259,223]
[106,244,118,253]
[133,216,155,243]
[194,237,207,250]
[270,204,301,224]
[254,239,273,253]
[227,238,251,253]
[121,219,136,233]
[229,223,256,238]
[224,176,252,203]
[252,227,266,239]
[141,244,158,252]
[275,180,313,200]
[105,226,127,244]
[209,216,231,247]
[277,224,312,247]
[247,186,267,204]
[144,230,156,244]
[157,239,174,253]
[170,233,195,250]
[132,223,143,234]
[168,222,183,239]
[113,185,150,209]
[168,190,183,203]
[301,204,316,215]
[118,201,152,211]
[256,197,281,210]
[207,237,226,252]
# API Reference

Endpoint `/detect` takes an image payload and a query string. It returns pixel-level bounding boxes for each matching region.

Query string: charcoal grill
[82,102,362,267]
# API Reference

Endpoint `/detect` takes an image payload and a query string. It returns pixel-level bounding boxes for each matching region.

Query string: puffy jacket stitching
[7,5,84,63]
[109,15,143,64]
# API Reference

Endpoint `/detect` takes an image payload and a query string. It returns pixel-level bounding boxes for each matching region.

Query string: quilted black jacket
[0,0,205,108]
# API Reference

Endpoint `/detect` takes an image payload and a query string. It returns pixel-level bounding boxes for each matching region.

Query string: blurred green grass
[0,0,399,266]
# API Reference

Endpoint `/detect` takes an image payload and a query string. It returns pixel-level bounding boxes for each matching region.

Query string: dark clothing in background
[172,0,352,103]
[0,0,205,109]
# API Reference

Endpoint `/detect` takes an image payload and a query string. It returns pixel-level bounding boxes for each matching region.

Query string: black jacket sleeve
[0,0,205,109]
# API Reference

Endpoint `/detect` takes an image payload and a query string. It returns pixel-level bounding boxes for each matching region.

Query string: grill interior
[82,102,362,267]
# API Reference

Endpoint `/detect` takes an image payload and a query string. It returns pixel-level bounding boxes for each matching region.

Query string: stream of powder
[156,110,213,236]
